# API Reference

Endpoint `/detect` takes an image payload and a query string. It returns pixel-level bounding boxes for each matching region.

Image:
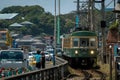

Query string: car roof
[0,50,23,52]
[44,51,49,53]
[8,48,22,50]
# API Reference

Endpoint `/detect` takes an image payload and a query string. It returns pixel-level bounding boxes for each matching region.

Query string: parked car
[28,51,53,61]
[0,50,31,77]
[46,48,62,57]
[0,50,27,69]
[46,48,54,54]
[44,51,53,61]
[8,48,22,50]
[56,48,62,57]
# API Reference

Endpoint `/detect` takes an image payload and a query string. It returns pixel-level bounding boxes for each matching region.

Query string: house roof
[0,13,18,19]
[10,23,23,27]
[21,21,33,25]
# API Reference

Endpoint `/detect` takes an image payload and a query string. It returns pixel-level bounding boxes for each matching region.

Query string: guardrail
[3,57,68,80]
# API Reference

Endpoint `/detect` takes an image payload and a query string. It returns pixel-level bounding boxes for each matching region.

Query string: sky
[0,0,116,15]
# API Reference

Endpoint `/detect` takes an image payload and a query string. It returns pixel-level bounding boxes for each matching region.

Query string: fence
[3,57,68,80]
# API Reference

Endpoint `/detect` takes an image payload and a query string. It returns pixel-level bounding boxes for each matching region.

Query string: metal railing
[3,57,68,80]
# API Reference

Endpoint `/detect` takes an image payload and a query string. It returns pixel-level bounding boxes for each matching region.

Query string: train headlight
[90,50,94,54]
[75,50,78,54]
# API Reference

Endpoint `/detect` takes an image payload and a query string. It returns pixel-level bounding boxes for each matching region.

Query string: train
[61,30,98,68]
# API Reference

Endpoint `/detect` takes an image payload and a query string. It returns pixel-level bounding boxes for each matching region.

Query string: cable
[105,0,114,8]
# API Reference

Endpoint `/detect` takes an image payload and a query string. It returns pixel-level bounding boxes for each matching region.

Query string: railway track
[66,67,106,80]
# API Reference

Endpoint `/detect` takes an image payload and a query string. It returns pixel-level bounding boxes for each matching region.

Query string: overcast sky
[0,0,116,15]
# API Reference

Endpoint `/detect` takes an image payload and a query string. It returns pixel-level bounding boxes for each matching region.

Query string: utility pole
[57,0,60,46]
[94,0,106,63]
[53,0,57,66]
[109,45,112,80]
[101,0,106,63]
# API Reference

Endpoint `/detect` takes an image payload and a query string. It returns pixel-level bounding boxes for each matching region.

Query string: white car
[56,48,62,57]
[43,51,53,61]
[28,51,53,61]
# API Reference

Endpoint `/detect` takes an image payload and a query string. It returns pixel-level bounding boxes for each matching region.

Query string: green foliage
[0,5,54,36]
[1,5,114,36]
[109,20,119,30]
[0,5,76,36]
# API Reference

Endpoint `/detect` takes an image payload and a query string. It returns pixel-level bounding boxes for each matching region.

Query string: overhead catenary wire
[105,0,114,8]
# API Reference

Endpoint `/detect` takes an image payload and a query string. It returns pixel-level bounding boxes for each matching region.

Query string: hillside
[0,5,115,37]
[0,5,75,37]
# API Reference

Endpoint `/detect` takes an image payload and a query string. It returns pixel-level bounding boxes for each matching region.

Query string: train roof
[71,31,97,36]
[64,31,97,38]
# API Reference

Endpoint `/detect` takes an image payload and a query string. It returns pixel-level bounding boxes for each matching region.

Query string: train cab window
[72,38,79,47]
[80,38,89,47]
[90,38,96,47]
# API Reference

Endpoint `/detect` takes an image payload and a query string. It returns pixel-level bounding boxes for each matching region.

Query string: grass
[97,61,115,80]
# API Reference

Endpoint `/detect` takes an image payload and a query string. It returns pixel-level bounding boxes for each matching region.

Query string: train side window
[72,38,79,47]
[117,62,120,70]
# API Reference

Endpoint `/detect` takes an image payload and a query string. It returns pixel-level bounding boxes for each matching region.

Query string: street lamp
[109,45,112,80]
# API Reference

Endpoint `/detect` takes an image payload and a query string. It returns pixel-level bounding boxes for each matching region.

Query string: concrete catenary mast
[57,0,60,45]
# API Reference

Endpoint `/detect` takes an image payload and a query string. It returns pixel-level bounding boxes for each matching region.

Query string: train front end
[62,31,98,68]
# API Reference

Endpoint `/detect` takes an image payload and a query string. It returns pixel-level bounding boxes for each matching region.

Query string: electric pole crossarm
[94,0,104,3]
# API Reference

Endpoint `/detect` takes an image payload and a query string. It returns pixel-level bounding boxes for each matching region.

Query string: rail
[3,57,68,80]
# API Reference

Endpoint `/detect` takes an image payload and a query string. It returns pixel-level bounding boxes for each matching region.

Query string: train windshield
[72,38,96,48]
[80,38,89,47]
[0,51,23,60]
[80,38,96,47]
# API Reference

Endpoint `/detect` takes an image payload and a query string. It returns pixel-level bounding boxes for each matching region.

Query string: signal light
[101,20,106,28]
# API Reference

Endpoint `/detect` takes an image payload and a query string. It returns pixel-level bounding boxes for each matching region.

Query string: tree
[106,20,119,43]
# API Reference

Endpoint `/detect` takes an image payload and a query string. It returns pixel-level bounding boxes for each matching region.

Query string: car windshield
[47,50,53,54]
[0,51,23,60]
[32,53,37,55]
[44,52,49,55]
